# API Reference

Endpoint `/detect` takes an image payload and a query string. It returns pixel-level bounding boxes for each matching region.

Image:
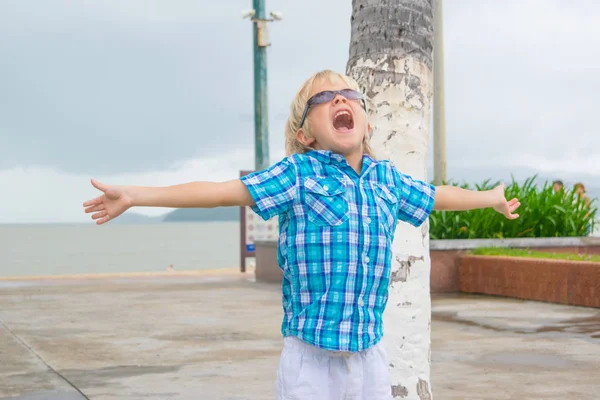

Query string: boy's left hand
[492,183,520,220]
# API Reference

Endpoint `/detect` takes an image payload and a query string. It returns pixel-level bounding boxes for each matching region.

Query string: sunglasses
[299,89,367,128]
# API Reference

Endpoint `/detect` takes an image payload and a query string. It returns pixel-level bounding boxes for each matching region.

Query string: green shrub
[429,176,597,239]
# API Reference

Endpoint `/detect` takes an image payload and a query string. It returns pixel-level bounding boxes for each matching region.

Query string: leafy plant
[429,176,598,239]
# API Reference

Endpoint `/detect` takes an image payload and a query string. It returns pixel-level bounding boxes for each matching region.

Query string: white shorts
[275,336,392,400]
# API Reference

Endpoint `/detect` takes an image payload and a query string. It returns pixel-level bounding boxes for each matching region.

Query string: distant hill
[112,211,162,224]
[162,207,238,222]
[111,207,239,224]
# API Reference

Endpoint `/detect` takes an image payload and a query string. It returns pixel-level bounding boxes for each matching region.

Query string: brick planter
[459,255,600,308]
[431,237,600,293]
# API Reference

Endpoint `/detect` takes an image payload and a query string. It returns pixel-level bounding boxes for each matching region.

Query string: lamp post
[242,3,283,170]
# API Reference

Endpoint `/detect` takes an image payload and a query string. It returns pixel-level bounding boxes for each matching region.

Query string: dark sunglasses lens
[308,89,364,107]
[339,89,363,100]
[310,91,336,105]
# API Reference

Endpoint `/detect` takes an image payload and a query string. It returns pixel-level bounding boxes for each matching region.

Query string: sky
[1,0,600,223]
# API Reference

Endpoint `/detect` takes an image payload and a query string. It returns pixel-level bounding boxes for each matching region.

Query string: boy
[83,70,520,399]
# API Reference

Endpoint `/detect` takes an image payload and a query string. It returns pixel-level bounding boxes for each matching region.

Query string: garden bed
[459,248,600,308]
[469,247,600,261]
[430,237,600,292]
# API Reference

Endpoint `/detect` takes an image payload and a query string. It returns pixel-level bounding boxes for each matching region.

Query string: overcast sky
[1,0,600,223]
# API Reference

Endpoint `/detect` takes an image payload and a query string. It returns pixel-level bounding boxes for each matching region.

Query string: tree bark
[346,1,434,399]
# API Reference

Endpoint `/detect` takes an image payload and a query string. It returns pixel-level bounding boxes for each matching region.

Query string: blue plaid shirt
[241,150,436,352]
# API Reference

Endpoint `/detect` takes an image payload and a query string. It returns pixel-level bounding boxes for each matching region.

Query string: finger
[508,198,519,206]
[85,204,105,214]
[96,215,111,225]
[83,195,103,207]
[91,178,108,193]
[92,211,108,220]
[508,213,520,220]
[509,202,521,213]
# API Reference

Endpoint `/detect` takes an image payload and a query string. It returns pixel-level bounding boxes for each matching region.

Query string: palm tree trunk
[346,1,434,399]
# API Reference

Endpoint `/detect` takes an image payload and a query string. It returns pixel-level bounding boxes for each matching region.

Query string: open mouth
[333,109,354,132]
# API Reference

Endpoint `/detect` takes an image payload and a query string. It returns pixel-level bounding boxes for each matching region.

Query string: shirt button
[358,298,365,307]
[364,256,370,263]
[365,217,371,224]
[323,185,329,191]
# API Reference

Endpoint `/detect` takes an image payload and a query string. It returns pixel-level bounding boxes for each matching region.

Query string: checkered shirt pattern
[241,150,436,352]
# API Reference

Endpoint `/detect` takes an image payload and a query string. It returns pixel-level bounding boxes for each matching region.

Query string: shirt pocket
[303,177,349,227]
[373,183,399,233]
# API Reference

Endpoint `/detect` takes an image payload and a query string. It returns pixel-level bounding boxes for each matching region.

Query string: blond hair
[284,70,375,158]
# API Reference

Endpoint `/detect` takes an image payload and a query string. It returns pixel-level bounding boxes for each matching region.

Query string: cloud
[0,0,259,175]
[0,0,350,176]
[441,0,600,166]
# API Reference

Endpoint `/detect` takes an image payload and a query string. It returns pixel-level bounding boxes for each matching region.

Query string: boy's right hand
[83,179,133,225]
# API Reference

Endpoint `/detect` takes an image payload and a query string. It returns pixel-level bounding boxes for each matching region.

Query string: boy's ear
[296,128,316,147]
[367,123,372,139]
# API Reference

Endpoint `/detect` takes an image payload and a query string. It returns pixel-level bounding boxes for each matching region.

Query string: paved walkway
[1,271,599,399]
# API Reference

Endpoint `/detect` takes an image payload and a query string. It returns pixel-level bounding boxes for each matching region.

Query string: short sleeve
[240,158,299,221]
[392,169,436,227]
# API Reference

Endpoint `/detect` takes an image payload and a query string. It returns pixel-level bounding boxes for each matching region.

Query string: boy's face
[297,78,369,158]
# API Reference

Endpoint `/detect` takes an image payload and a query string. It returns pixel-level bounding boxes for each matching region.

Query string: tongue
[333,114,354,132]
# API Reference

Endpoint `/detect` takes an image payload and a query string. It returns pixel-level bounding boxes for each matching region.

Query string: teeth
[335,110,350,118]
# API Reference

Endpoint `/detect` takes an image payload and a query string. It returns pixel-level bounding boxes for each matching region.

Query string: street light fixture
[241,2,283,171]
[241,9,256,19]
[270,11,283,21]
[241,8,283,47]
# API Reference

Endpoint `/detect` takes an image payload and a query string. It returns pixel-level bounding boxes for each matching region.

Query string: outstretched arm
[433,183,521,220]
[83,178,254,225]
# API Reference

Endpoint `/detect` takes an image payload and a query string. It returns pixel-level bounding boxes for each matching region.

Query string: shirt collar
[360,154,376,174]
[305,150,345,164]
[306,150,377,175]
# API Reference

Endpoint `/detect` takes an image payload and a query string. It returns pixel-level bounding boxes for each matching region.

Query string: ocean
[0,222,240,278]
[1,221,597,279]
